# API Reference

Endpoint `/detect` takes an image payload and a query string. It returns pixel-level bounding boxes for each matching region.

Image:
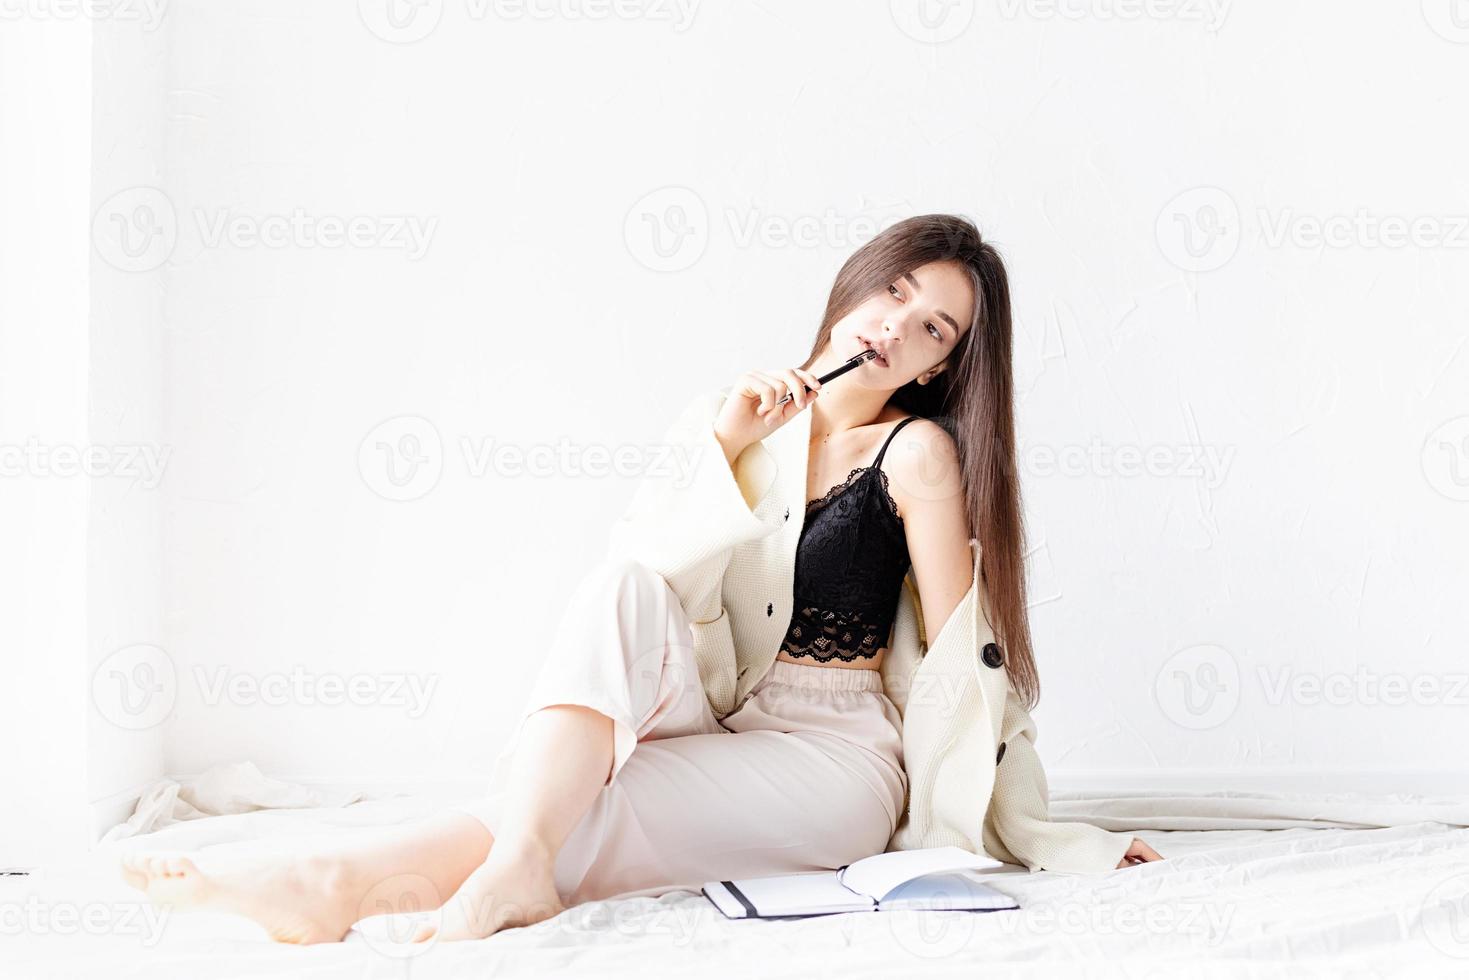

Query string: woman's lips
[859,340,888,366]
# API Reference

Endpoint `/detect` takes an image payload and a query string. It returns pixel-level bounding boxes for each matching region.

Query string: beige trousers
[453,558,907,907]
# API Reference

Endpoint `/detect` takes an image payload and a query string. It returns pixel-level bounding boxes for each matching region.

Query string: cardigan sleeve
[980,682,1135,874]
[604,386,780,619]
[604,387,781,715]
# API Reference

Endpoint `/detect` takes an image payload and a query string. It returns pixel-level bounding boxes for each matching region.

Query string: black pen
[776,349,879,407]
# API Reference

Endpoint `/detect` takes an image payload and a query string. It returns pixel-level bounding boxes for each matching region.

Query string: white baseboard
[91,768,1469,845]
[1048,768,1469,797]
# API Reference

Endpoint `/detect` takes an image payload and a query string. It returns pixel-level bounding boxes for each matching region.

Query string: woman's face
[826,259,975,386]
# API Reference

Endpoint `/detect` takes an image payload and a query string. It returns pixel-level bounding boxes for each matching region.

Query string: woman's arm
[605,387,780,619]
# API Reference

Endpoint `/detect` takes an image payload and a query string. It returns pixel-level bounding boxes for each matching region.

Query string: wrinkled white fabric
[101,760,366,842]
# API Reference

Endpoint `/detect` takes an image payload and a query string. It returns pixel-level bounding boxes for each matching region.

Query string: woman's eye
[927,322,942,340]
[888,284,901,300]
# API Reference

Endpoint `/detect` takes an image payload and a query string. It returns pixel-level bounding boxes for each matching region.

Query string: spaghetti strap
[872,416,921,469]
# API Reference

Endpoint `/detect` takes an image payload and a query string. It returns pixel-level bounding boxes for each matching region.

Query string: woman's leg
[413,702,616,941]
[120,557,706,945]
[118,706,614,948]
[119,808,493,945]
[425,557,723,941]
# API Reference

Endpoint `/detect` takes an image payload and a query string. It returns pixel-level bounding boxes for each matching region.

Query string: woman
[119,213,1161,946]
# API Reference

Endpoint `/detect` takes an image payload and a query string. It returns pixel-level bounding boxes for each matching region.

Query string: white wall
[0,17,97,865]
[72,1,1469,806]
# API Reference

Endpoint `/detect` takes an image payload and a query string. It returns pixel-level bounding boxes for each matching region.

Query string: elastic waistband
[767,658,885,693]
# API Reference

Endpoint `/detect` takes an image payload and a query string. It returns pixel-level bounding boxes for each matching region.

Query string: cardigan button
[981,642,1004,669]
[784,507,790,522]
[767,602,773,616]
[996,741,1007,764]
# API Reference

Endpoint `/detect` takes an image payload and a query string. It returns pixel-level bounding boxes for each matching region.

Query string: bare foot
[413,842,565,943]
[119,846,363,945]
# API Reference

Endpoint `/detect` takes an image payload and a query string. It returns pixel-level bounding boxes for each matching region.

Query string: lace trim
[778,604,885,662]
[806,466,903,522]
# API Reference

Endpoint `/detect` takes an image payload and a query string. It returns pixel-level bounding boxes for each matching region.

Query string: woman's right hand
[712,367,825,458]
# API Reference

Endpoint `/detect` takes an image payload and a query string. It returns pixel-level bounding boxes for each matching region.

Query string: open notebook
[701,846,1021,920]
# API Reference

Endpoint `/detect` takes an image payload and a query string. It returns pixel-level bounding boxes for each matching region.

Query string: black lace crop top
[778,416,922,663]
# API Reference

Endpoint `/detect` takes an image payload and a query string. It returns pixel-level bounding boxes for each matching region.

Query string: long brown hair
[798,214,1040,709]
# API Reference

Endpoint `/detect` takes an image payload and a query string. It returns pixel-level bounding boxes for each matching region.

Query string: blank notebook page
[726,870,871,914]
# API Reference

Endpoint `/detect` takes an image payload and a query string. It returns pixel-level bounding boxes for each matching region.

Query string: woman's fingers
[776,369,809,409]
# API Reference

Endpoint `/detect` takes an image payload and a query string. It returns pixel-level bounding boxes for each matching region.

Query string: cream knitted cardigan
[606,386,1133,874]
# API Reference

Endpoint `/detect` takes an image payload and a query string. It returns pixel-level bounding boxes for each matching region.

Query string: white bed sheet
[8,794,1469,979]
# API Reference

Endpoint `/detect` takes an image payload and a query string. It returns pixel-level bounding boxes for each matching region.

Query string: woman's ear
[917,362,947,385]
